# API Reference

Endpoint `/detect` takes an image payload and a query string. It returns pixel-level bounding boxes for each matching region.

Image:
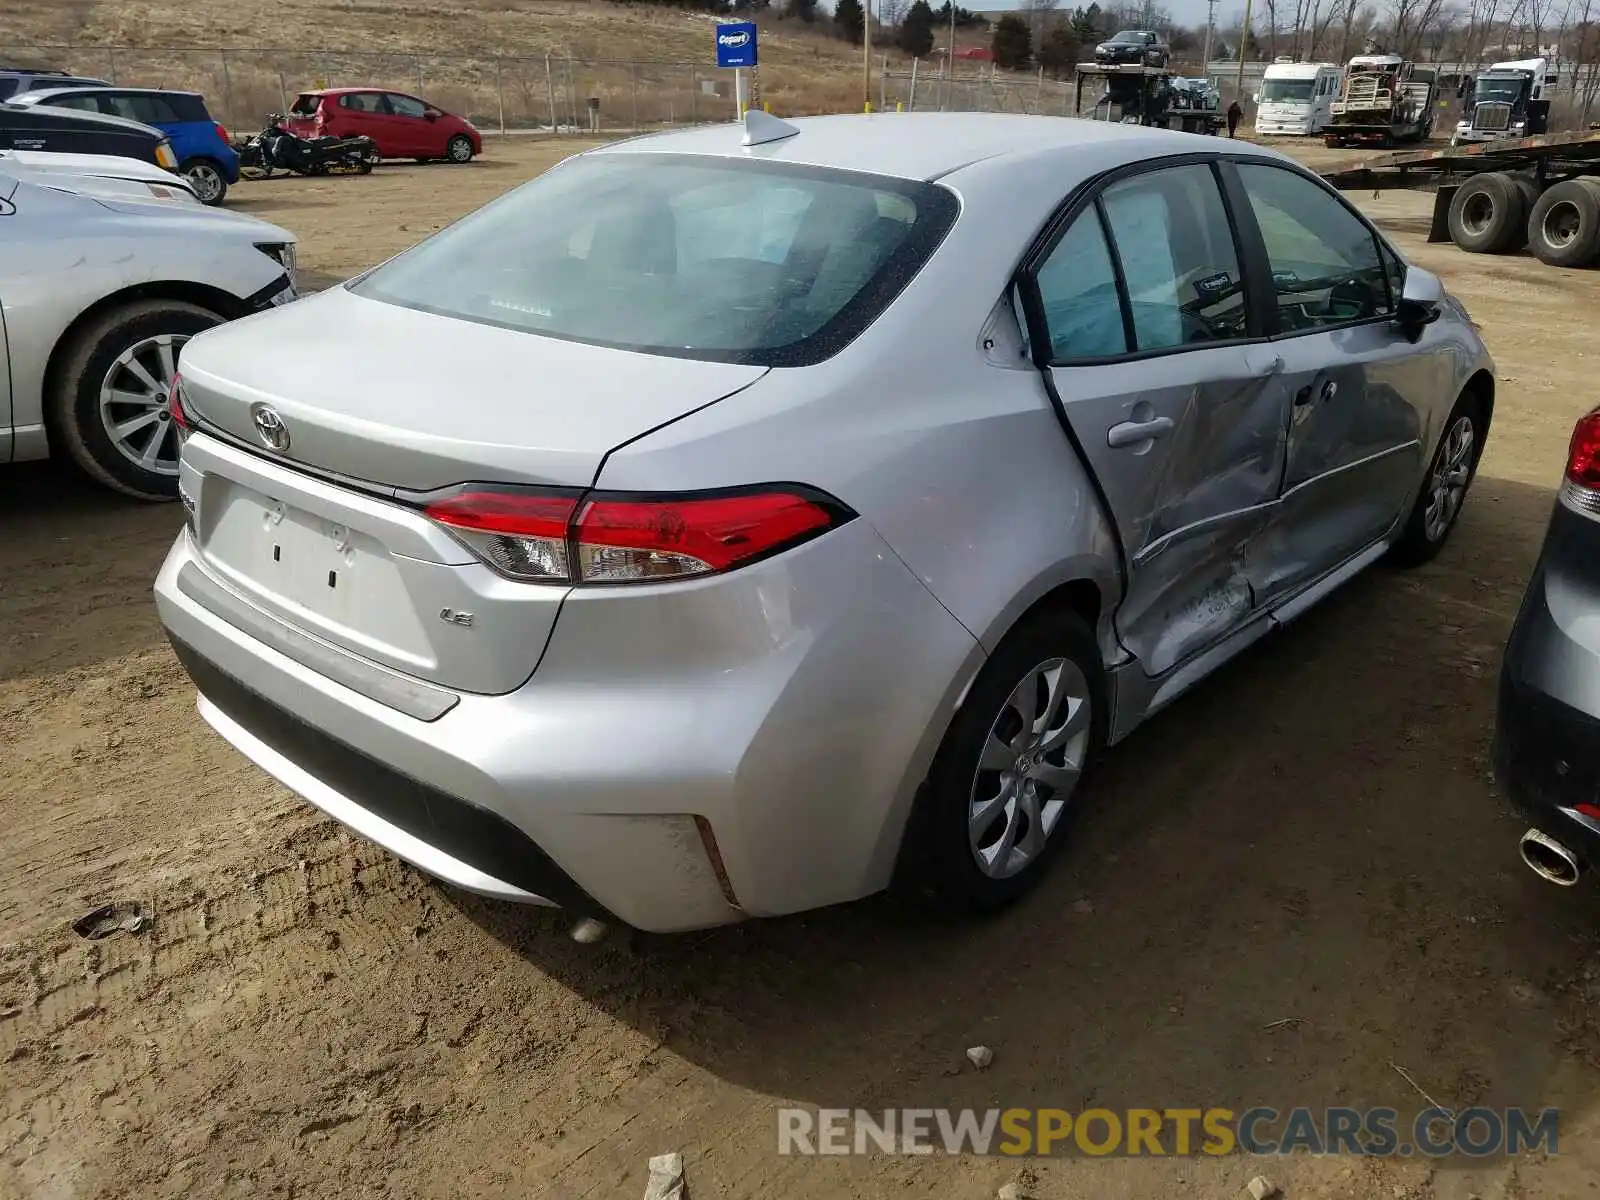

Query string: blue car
[12,85,238,204]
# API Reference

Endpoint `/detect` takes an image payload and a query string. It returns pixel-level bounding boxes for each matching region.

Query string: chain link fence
[1,45,770,134]
[3,44,1089,134]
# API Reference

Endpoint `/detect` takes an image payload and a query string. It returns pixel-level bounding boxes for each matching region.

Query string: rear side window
[167,94,210,122]
[102,94,181,124]
[340,92,385,112]
[289,93,320,117]
[351,154,958,367]
[1035,209,1127,360]
[0,80,19,101]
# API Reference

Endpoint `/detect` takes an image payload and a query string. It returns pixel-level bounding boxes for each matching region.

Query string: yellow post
[896,101,904,112]
[865,101,874,112]
[764,101,771,112]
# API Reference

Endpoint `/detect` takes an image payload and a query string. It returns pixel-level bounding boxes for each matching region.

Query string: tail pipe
[1519,828,1584,887]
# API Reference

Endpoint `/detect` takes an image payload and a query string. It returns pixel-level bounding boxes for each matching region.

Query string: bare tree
[1024,0,1062,44]
[879,0,911,27]
[1386,0,1448,57]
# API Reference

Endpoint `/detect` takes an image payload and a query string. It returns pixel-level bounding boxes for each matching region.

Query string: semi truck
[1451,57,1556,146]
[1325,53,1436,147]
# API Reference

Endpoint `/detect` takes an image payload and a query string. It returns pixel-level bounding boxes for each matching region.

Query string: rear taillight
[1565,410,1600,489]
[423,486,853,585]
[168,373,191,435]
[1562,409,1600,519]
[215,122,230,143]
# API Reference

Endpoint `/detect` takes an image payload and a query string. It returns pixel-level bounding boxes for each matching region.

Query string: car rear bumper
[154,516,983,932]
[1494,499,1600,870]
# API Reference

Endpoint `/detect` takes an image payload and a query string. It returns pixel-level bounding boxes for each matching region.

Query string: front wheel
[445,134,474,163]
[915,608,1104,915]
[180,158,228,205]
[1387,394,1484,567]
[48,300,223,500]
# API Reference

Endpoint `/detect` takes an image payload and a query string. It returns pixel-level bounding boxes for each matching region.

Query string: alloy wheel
[1424,413,1475,543]
[185,162,223,203]
[968,657,1092,880]
[448,137,472,162]
[98,333,190,477]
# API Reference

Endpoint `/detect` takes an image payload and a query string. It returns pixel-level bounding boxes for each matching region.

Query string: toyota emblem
[250,403,290,453]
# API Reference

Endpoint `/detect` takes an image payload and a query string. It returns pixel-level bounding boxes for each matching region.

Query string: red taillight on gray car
[423,485,854,585]
[1562,409,1600,519]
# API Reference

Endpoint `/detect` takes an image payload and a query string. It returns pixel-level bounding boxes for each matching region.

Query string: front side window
[1098,163,1249,352]
[387,94,428,118]
[1035,207,1127,361]
[351,154,957,366]
[46,94,100,112]
[1236,162,1391,334]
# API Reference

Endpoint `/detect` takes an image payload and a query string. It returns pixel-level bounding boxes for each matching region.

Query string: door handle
[1294,378,1338,406]
[1107,416,1175,448]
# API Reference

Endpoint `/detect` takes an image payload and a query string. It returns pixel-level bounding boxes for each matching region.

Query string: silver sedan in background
[154,113,1493,934]
[0,162,296,497]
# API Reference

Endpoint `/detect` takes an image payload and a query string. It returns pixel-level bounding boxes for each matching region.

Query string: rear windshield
[289,93,320,117]
[349,152,958,367]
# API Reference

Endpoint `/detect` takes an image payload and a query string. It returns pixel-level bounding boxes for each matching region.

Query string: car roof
[1,101,164,136]
[593,112,1284,183]
[22,85,203,101]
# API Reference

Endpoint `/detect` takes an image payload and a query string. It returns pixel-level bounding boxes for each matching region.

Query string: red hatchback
[285,88,482,163]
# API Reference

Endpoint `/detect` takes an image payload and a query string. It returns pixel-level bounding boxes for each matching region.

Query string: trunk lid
[178,285,768,492]
[178,286,768,696]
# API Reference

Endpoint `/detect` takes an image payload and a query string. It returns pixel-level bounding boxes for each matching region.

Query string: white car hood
[91,195,295,245]
[0,148,190,187]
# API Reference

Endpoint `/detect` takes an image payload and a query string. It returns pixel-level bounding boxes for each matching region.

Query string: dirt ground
[7,135,1600,1200]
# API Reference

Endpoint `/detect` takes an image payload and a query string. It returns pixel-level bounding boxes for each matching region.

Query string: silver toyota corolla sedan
[154,112,1494,933]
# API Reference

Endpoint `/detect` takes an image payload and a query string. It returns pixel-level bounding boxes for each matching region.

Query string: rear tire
[1386,391,1485,568]
[47,300,223,501]
[179,157,228,205]
[1446,173,1528,253]
[913,608,1105,916]
[445,134,474,164]
[1527,179,1600,268]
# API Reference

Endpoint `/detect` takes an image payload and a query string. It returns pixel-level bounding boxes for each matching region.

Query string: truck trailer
[1322,130,1600,269]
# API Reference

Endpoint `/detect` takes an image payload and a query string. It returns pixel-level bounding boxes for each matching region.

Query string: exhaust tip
[569,916,610,944]
[1519,828,1583,887]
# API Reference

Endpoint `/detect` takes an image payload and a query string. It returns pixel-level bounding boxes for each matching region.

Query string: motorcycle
[238,113,378,179]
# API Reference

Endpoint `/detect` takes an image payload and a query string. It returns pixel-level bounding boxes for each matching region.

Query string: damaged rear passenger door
[1023,158,1292,677]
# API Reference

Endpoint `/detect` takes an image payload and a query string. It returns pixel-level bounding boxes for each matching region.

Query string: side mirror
[424,107,442,120]
[1396,265,1443,341]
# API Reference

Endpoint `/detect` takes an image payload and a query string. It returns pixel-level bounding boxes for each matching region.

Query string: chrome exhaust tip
[569,916,610,944]
[1519,828,1583,887]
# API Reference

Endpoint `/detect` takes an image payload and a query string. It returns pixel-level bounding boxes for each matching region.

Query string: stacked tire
[1446,171,1600,267]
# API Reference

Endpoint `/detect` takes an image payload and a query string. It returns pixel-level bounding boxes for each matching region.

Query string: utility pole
[1235,0,1255,100]
[1202,0,1218,72]
[864,0,873,109]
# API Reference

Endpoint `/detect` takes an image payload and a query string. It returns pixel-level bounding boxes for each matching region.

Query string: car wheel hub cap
[968,657,1092,881]
[186,164,222,201]
[1424,413,1475,543]
[99,333,189,477]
